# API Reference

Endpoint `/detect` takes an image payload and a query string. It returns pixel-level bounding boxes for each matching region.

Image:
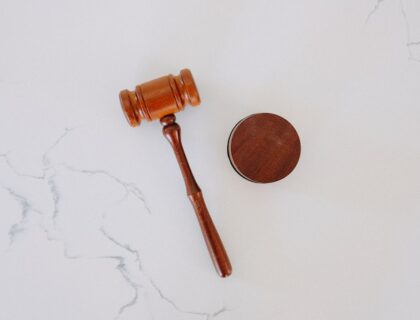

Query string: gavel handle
[160,114,232,277]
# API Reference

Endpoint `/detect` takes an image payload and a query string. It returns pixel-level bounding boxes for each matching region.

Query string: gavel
[119,69,232,277]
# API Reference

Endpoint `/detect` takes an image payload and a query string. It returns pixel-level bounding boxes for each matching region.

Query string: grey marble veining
[1,1,420,319]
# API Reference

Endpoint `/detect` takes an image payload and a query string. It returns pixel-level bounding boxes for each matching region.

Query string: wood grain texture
[119,69,200,127]
[228,113,301,183]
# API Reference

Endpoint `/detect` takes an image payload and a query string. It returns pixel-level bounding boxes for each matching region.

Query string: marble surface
[1,1,420,319]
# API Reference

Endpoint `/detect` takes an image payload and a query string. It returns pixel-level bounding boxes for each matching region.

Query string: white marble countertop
[1,1,419,319]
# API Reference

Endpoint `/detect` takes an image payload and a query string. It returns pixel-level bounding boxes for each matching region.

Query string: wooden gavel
[119,69,232,277]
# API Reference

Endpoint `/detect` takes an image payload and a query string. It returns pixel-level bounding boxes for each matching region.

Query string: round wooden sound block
[228,113,301,183]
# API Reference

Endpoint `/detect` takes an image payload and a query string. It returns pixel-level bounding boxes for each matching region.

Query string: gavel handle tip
[189,192,232,278]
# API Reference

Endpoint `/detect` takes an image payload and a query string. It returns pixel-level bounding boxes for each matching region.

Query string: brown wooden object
[119,69,200,127]
[228,113,301,183]
[119,69,232,277]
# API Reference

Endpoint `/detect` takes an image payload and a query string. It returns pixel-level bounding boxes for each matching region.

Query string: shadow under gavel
[119,69,232,277]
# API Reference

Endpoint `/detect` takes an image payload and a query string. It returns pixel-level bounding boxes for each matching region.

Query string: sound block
[228,113,301,183]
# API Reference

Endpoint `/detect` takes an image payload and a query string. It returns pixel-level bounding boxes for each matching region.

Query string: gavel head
[119,68,201,127]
